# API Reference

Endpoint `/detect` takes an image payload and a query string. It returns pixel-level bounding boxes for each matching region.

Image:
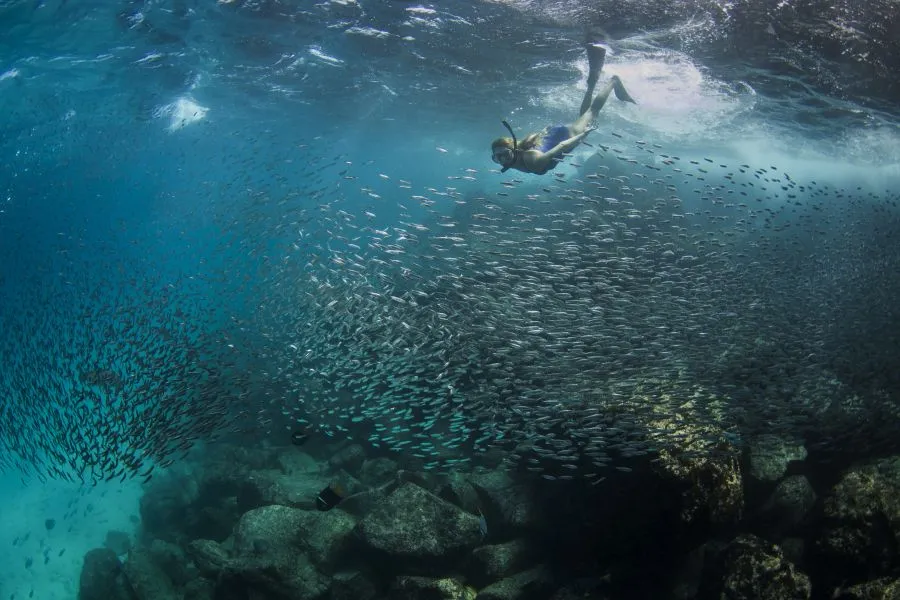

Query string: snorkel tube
[500,120,517,173]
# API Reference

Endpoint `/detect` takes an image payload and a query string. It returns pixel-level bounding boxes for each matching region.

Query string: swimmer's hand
[577,126,597,141]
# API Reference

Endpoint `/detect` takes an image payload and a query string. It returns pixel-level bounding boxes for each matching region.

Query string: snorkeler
[491,43,635,175]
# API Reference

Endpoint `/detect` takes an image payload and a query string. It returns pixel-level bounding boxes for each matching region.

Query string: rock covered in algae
[699,534,811,600]
[356,482,482,565]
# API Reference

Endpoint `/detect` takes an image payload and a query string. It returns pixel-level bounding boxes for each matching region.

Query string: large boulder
[468,471,542,538]
[266,470,337,510]
[139,450,281,543]
[276,448,321,476]
[139,476,199,543]
[359,457,400,487]
[699,534,811,600]
[747,435,807,484]
[147,538,196,586]
[356,482,482,570]
[436,472,481,516]
[475,566,555,600]
[187,504,357,600]
[758,475,816,539]
[215,553,329,600]
[329,570,380,600]
[78,548,134,600]
[655,441,744,527]
[832,577,900,599]
[122,548,180,600]
[329,443,367,475]
[813,457,900,588]
[466,539,538,587]
[233,504,356,572]
[387,576,476,600]
[182,578,215,600]
[186,539,230,578]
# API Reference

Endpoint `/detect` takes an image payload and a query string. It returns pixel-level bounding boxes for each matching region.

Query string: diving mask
[492,147,514,165]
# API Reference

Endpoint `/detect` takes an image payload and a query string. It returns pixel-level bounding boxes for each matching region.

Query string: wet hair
[518,133,541,151]
[492,133,541,151]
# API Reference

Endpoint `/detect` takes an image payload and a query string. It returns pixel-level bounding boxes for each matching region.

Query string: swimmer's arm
[522,131,590,172]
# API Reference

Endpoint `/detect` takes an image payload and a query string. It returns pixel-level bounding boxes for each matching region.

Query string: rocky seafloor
[76,432,900,600]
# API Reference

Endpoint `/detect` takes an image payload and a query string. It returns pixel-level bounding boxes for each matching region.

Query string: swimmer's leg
[586,43,606,87]
[580,43,607,116]
[587,76,635,114]
[610,74,636,104]
[572,79,615,133]
[572,74,636,134]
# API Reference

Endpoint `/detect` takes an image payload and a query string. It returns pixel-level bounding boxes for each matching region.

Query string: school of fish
[1,133,899,486]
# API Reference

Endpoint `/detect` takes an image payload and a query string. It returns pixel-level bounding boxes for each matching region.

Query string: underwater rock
[233,504,309,555]
[215,551,329,600]
[287,508,356,571]
[198,506,335,600]
[268,469,334,509]
[335,484,390,519]
[475,565,555,600]
[104,530,133,556]
[699,534,811,600]
[329,570,379,600]
[139,476,199,542]
[780,537,806,568]
[670,543,709,600]
[548,574,613,600]
[831,577,900,599]
[759,475,817,538]
[122,547,179,600]
[192,496,243,543]
[276,447,320,476]
[233,504,355,572]
[356,482,483,568]
[813,457,900,587]
[78,548,133,600]
[387,575,476,600]
[468,470,541,536]
[148,538,195,587]
[359,456,399,486]
[436,471,481,515]
[747,435,807,483]
[186,539,231,578]
[328,443,367,475]
[139,460,270,543]
[466,539,538,587]
[200,461,270,514]
[182,578,215,600]
[656,439,744,526]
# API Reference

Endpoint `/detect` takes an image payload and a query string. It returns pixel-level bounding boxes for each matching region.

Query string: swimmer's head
[491,137,515,167]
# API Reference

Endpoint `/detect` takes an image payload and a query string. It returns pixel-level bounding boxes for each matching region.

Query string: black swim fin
[612,75,637,104]
[586,43,606,87]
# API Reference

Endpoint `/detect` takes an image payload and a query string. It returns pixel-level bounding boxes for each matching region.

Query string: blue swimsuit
[539,125,571,153]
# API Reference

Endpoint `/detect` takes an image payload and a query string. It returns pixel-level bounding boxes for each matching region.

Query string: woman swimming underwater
[490,43,635,175]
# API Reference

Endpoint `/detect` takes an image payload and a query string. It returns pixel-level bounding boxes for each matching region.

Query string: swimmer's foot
[586,43,606,87]
[611,75,636,104]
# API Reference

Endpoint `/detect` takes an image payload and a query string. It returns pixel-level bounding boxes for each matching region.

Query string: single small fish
[477,508,487,539]
[315,482,346,512]
[290,427,310,446]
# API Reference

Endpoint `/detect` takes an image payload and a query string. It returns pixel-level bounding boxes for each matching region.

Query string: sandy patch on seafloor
[0,473,144,600]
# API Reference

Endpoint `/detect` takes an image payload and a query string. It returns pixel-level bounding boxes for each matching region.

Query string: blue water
[1,0,900,597]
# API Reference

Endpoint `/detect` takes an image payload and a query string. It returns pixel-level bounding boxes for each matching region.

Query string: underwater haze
[1,0,900,599]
